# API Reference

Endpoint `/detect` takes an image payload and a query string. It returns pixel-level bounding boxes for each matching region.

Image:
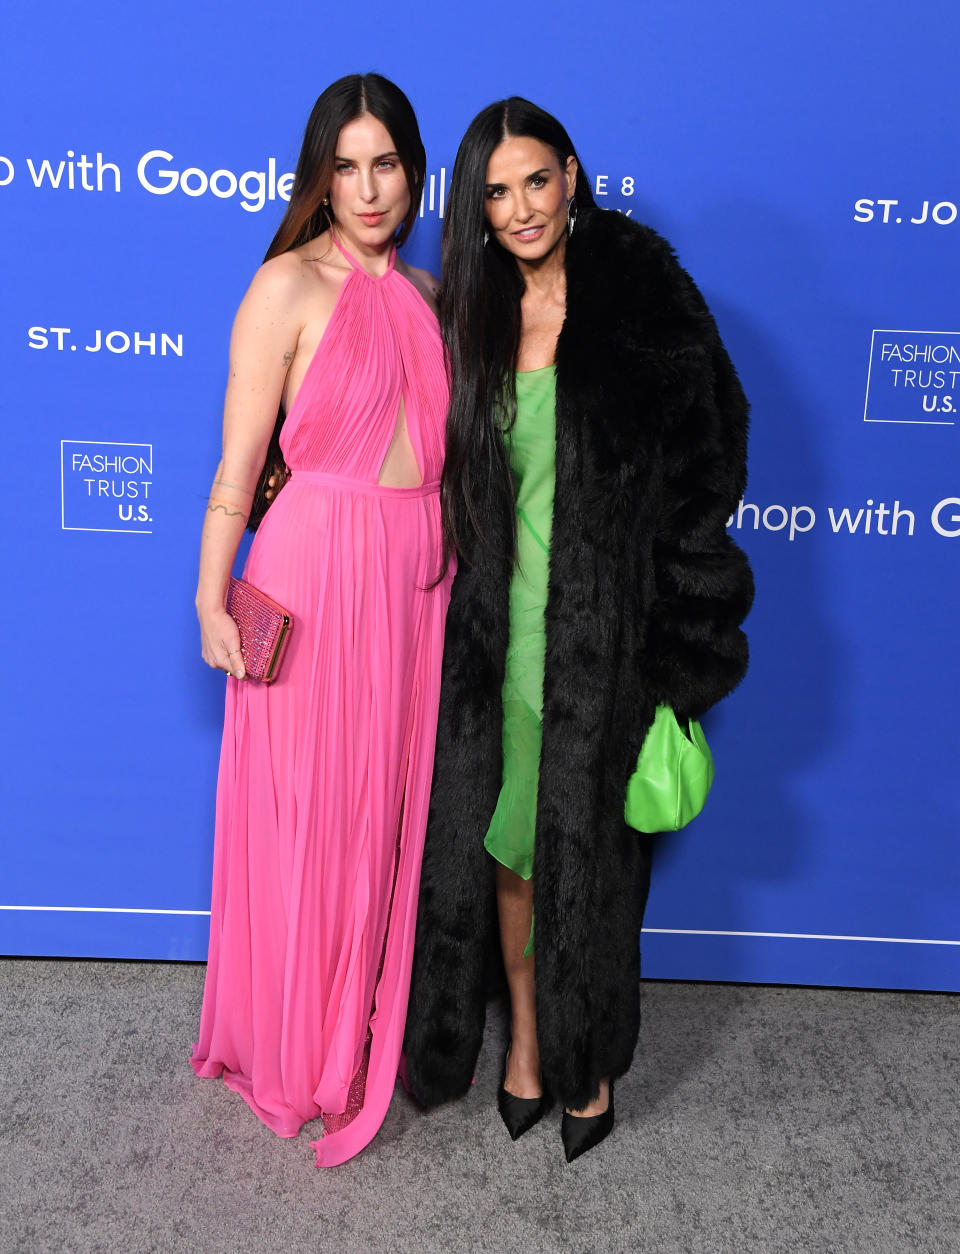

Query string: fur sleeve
[644,325,754,722]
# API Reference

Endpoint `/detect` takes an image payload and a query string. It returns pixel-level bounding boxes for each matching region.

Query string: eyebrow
[334,150,401,163]
[484,167,552,189]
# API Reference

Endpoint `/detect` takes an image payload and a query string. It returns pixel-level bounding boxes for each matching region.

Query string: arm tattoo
[213,478,253,496]
[207,497,248,519]
[283,351,294,365]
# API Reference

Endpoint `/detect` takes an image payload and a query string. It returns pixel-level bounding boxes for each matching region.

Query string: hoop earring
[566,198,578,238]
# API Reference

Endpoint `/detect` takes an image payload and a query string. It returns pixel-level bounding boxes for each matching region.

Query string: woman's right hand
[198,603,246,680]
[196,255,302,671]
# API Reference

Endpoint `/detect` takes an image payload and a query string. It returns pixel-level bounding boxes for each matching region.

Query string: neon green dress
[484,367,557,949]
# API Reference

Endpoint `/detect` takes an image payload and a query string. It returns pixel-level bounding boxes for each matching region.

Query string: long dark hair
[248,74,426,530]
[438,97,595,567]
[266,73,425,260]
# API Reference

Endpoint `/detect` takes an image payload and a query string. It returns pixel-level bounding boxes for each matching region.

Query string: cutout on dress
[376,397,422,488]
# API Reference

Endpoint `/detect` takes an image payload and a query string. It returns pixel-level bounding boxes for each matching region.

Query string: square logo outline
[864,329,959,426]
[60,439,154,534]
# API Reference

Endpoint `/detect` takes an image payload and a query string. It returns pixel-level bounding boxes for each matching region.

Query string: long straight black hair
[438,97,595,567]
[248,73,426,531]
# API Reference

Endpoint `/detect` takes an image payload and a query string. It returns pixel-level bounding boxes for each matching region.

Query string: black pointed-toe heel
[497,1048,552,1141]
[560,1082,615,1163]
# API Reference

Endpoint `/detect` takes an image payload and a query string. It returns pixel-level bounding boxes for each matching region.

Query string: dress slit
[318,676,415,1134]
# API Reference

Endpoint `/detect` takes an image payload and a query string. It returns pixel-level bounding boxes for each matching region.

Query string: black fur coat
[403,208,753,1110]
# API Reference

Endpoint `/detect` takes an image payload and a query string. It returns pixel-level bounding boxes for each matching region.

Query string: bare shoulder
[235,236,347,338]
[233,252,303,334]
[245,239,338,307]
[397,259,441,316]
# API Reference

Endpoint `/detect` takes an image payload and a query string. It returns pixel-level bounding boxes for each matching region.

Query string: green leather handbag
[624,705,715,833]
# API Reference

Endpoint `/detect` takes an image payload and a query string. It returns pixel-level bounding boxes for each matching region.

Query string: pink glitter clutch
[225,577,293,684]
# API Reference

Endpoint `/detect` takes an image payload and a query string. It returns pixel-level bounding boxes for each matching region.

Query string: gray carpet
[1,960,957,1254]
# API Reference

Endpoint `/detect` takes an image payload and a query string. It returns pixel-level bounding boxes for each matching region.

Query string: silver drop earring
[483,229,490,247]
[566,197,578,238]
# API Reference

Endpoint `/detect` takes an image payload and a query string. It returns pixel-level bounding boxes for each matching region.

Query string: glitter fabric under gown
[191,240,452,1167]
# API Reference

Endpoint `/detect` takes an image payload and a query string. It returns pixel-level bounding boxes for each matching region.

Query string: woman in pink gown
[191,75,451,1167]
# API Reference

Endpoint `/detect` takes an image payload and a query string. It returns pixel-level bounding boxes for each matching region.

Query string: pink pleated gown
[191,240,452,1167]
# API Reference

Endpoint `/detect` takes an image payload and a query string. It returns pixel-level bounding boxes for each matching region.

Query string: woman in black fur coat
[403,98,753,1161]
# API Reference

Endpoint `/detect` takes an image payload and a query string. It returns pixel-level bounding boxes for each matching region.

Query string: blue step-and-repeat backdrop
[2,1,957,989]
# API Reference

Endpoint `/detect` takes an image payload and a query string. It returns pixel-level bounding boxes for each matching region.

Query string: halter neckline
[332,233,396,281]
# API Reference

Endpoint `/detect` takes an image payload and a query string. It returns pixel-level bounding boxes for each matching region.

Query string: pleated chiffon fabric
[191,242,452,1167]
